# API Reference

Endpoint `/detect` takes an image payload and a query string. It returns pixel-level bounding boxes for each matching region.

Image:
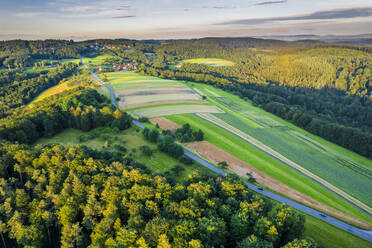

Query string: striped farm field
[103,72,211,110]
[121,93,202,105]
[198,112,372,215]
[128,105,224,118]
[102,71,174,84]
[166,114,372,225]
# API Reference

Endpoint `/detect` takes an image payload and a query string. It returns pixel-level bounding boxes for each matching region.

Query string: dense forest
[0,140,315,248]
[0,63,79,117]
[0,40,89,69]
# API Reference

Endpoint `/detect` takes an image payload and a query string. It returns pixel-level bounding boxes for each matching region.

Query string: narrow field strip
[121,100,209,110]
[193,88,206,96]
[129,105,224,118]
[197,112,372,215]
[205,88,221,97]
[120,93,202,105]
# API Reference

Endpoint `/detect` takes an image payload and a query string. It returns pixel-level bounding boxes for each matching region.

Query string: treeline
[0,89,131,144]
[0,63,79,117]
[148,43,372,98]
[0,141,316,247]
[0,40,90,68]
[142,65,372,159]
[142,128,194,165]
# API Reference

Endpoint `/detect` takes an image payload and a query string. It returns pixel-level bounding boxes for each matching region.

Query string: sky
[0,0,371,40]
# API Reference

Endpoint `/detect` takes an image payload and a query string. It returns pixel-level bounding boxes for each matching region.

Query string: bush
[179,154,194,165]
[140,145,152,156]
[219,161,228,169]
[171,164,185,176]
[139,117,149,123]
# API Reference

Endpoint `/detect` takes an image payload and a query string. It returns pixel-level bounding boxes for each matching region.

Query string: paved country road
[82,58,372,243]
[80,57,117,108]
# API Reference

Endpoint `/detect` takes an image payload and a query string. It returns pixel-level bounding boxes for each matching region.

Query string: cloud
[13,12,43,17]
[218,7,372,25]
[202,5,236,9]
[112,15,136,19]
[255,0,287,6]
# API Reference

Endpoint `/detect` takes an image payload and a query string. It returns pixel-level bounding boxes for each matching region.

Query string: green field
[180,58,235,66]
[211,110,372,207]
[188,83,372,206]
[166,114,372,224]
[35,127,211,181]
[101,71,164,84]
[129,105,223,118]
[303,214,372,248]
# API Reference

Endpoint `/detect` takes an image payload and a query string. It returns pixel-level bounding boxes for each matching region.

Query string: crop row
[197,112,372,215]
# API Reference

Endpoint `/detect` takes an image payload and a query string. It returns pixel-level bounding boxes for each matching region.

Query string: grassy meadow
[303,214,372,248]
[35,126,211,181]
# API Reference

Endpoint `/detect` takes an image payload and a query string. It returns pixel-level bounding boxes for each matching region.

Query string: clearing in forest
[180,58,235,66]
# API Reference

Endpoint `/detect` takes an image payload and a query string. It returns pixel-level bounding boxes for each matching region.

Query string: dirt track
[150,117,181,131]
[186,141,372,229]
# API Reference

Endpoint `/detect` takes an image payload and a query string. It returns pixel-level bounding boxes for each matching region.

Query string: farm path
[186,140,372,229]
[80,57,117,108]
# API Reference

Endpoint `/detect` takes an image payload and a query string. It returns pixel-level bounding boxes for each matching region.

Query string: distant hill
[255,34,372,47]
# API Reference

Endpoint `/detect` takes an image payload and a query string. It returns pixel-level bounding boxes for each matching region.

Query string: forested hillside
[0,40,88,69]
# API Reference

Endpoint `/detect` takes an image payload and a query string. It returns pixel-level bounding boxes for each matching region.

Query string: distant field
[102,72,210,111]
[83,54,116,66]
[180,58,235,66]
[31,81,76,103]
[129,104,223,118]
[35,127,211,181]
[102,72,176,84]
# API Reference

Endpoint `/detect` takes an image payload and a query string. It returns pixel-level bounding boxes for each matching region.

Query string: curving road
[83,59,372,243]
[80,57,117,108]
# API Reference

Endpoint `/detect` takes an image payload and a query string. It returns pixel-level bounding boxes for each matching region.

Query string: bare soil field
[150,117,181,131]
[186,140,372,229]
